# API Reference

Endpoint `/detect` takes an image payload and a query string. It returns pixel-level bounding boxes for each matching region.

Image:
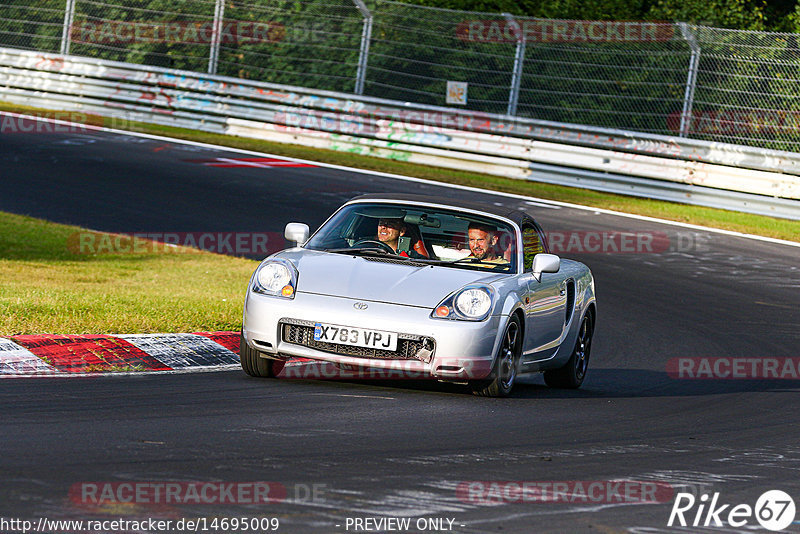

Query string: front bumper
[243,291,503,381]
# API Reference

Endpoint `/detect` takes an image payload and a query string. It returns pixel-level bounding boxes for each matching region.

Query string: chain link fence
[690,26,800,149]
[1,0,799,152]
[0,1,65,53]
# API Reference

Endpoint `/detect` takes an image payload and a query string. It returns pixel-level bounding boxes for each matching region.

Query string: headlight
[252,259,298,298]
[432,285,495,321]
[455,289,492,318]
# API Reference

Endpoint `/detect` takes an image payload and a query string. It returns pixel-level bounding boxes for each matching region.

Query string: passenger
[467,222,510,266]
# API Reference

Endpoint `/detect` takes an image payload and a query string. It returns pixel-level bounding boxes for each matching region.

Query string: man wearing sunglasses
[376,217,425,258]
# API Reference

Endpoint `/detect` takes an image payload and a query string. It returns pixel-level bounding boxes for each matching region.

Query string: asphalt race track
[1,122,800,533]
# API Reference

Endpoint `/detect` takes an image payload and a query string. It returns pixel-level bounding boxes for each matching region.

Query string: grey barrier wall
[1,47,798,221]
[1,0,800,152]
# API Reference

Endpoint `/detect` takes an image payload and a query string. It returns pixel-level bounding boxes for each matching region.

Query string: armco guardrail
[1,47,798,220]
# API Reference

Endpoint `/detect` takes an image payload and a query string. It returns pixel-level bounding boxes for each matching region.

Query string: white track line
[3,111,798,249]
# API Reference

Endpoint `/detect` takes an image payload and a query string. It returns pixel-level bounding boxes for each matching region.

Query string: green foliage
[762,0,797,31]
[67,0,213,71]
[514,0,650,20]
[393,0,800,31]
[215,1,363,92]
[790,1,800,31]
[0,0,64,53]
[646,0,767,29]
[395,0,650,20]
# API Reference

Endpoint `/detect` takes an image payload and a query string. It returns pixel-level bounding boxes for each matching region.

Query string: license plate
[313,322,398,351]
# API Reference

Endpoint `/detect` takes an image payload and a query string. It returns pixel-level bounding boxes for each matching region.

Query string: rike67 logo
[668,490,796,531]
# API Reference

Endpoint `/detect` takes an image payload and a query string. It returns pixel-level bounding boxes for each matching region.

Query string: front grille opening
[281,322,434,361]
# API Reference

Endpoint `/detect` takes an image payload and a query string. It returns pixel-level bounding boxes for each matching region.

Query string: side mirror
[531,253,560,282]
[284,222,310,246]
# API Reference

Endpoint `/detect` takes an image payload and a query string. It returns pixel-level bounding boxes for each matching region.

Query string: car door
[520,223,567,361]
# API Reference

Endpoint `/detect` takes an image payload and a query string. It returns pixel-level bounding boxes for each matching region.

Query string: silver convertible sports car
[240,193,596,397]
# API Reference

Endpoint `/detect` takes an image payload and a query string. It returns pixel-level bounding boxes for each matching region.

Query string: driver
[377,217,406,252]
[467,222,509,266]
[376,217,424,258]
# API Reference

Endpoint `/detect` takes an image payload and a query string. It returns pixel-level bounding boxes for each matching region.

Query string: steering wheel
[352,239,396,254]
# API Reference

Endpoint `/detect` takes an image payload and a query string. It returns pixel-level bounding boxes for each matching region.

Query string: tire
[471,315,522,397]
[240,333,284,378]
[543,312,593,389]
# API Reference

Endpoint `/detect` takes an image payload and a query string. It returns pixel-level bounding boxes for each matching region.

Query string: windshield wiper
[322,248,507,268]
[384,256,509,270]
[323,246,392,256]
[442,257,502,266]
[324,248,436,265]
[434,257,512,271]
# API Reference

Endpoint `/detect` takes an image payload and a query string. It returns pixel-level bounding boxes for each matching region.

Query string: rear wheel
[471,316,522,397]
[544,313,593,389]
[240,333,284,378]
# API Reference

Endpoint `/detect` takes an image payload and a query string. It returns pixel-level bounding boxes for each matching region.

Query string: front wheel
[240,333,284,378]
[543,313,593,389]
[471,316,522,397]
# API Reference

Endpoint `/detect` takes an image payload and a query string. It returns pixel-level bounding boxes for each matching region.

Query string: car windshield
[304,202,518,272]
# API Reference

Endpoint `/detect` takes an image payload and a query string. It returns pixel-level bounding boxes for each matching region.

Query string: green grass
[2,102,797,242]
[0,211,256,335]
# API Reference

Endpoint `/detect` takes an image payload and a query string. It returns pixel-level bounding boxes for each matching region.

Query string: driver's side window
[522,225,544,270]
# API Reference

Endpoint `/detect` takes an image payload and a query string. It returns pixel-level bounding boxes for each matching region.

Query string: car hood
[275,249,506,308]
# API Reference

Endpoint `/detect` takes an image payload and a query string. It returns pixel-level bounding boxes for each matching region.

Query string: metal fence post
[208,0,226,75]
[353,0,372,95]
[678,22,701,138]
[60,0,76,55]
[504,13,525,117]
